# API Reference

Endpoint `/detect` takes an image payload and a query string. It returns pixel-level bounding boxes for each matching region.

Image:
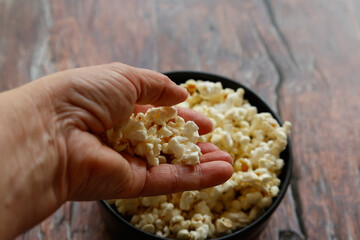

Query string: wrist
[0,84,67,239]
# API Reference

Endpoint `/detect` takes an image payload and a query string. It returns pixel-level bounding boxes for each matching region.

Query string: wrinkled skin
[0,63,233,239]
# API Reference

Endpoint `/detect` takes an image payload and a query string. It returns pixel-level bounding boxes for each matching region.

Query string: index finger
[116,64,188,106]
[133,161,233,197]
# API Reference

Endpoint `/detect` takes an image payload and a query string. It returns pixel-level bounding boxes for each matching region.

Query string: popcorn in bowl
[106,80,291,240]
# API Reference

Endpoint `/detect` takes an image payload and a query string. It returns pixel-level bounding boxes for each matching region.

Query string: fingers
[132,161,233,197]
[65,131,145,201]
[38,63,188,133]
[66,133,233,200]
[175,108,213,135]
[120,142,233,198]
[197,142,219,154]
[198,142,233,165]
[133,104,153,114]
[108,63,188,106]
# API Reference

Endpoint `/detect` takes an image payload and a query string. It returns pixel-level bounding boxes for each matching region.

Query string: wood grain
[268,0,360,239]
[0,0,358,239]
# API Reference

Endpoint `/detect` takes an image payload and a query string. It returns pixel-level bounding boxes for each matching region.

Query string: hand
[0,63,233,239]
[114,106,233,198]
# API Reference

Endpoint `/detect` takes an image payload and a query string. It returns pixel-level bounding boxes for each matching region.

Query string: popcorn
[141,224,155,234]
[156,226,170,238]
[222,211,251,227]
[140,195,167,208]
[169,215,191,233]
[215,217,232,235]
[190,214,214,239]
[114,198,139,215]
[177,229,190,239]
[159,202,182,222]
[194,201,213,217]
[245,191,263,205]
[257,196,273,208]
[179,191,200,211]
[111,80,291,239]
[132,212,156,232]
[210,128,234,150]
[104,106,202,166]
[190,225,209,240]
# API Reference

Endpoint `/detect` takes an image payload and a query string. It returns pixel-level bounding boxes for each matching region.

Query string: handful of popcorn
[108,80,291,240]
[104,106,202,166]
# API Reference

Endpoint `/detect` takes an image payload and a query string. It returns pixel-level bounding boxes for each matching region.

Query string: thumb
[32,62,188,132]
[65,130,145,201]
[113,64,188,106]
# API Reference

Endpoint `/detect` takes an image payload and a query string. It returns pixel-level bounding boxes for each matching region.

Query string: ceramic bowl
[98,71,293,240]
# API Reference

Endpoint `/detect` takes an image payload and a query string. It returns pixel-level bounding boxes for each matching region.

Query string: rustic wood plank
[48,0,157,71]
[16,202,110,240]
[0,0,43,89]
[2,0,304,239]
[154,1,303,239]
[5,0,359,239]
[259,0,360,239]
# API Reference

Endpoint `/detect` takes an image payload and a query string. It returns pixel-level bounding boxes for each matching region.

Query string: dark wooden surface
[1,0,359,239]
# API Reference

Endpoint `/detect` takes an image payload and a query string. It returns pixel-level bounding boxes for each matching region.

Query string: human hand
[0,63,233,239]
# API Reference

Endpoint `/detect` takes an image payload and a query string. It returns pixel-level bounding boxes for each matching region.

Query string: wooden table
[1,0,359,239]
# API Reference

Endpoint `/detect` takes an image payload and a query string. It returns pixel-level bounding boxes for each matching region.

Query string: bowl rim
[100,70,293,239]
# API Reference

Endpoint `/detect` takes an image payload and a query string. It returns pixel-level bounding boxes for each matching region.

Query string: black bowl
[98,71,293,239]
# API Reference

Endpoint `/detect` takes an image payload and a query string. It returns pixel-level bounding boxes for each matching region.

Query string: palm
[0,63,234,240]
[45,63,233,201]
[64,120,232,201]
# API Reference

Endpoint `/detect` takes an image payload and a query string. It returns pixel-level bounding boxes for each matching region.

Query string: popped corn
[108,80,291,239]
[104,106,202,166]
